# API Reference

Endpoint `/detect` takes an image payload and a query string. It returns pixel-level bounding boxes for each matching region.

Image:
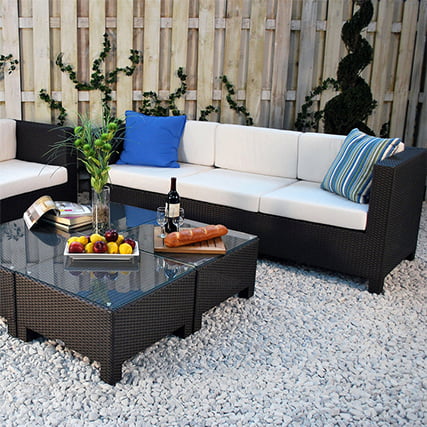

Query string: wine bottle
[165,177,180,233]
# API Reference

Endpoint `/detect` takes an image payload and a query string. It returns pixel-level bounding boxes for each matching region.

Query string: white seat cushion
[0,119,17,162]
[179,168,296,212]
[0,159,68,200]
[298,132,346,183]
[260,181,369,230]
[109,162,213,194]
[215,124,300,178]
[178,120,217,166]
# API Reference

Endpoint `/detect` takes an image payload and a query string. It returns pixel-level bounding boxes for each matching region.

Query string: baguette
[164,224,228,248]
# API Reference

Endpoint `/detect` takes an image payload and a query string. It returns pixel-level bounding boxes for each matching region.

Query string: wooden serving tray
[153,227,226,254]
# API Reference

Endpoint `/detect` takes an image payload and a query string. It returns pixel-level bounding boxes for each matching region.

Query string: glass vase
[92,186,110,234]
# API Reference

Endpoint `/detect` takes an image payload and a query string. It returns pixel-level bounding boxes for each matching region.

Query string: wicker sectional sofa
[0,119,78,223]
[109,120,426,294]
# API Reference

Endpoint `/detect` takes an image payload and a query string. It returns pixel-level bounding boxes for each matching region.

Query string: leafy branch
[0,54,18,75]
[40,33,142,125]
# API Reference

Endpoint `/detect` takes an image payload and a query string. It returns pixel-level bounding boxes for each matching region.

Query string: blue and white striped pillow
[321,128,401,204]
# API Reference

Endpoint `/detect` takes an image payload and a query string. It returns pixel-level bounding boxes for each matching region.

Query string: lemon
[116,234,125,245]
[90,233,105,243]
[119,242,133,254]
[78,235,89,246]
[107,242,119,254]
[67,236,79,245]
[85,242,95,253]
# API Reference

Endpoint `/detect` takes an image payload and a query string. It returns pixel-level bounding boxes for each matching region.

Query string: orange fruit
[90,233,105,243]
[85,242,95,253]
[119,243,133,254]
[107,242,119,254]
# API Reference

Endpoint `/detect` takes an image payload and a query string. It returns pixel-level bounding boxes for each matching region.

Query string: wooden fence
[0,0,426,147]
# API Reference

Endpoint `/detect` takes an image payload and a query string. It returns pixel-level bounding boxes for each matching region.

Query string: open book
[23,195,92,230]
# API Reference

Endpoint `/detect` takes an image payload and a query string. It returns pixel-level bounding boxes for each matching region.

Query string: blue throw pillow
[116,111,187,168]
[321,128,401,204]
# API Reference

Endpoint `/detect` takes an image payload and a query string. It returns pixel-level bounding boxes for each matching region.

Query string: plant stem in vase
[92,186,110,234]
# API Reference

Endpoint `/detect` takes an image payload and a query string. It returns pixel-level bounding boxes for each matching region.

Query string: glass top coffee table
[0,202,258,384]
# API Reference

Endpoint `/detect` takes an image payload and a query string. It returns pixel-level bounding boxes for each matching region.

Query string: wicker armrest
[14,119,78,199]
[367,146,426,260]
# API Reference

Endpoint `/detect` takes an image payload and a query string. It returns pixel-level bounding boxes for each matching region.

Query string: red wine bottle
[165,177,180,233]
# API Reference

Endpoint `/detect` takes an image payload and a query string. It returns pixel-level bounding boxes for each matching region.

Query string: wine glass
[172,208,185,231]
[156,207,167,238]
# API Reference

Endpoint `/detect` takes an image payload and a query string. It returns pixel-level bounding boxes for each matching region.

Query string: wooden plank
[170,0,189,115]
[221,0,243,124]
[404,0,427,145]
[269,1,292,129]
[319,0,343,122]
[60,0,78,125]
[143,0,161,93]
[295,0,318,118]
[245,0,267,126]
[368,0,394,135]
[116,0,134,117]
[89,1,105,123]
[2,0,21,119]
[153,228,226,254]
[32,0,51,122]
[389,0,418,140]
[197,0,216,120]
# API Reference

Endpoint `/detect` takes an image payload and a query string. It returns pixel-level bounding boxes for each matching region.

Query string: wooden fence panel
[0,0,425,146]
[88,1,105,123]
[116,0,134,117]
[269,0,292,129]
[1,0,21,119]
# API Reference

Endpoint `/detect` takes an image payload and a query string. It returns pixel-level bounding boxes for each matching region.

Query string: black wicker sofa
[0,119,78,223]
[108,120,426,294]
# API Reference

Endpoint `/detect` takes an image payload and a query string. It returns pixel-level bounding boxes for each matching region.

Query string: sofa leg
[406,252,415,261]
[367,277,384,294]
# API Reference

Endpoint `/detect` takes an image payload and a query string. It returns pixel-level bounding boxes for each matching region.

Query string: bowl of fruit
[64,229,139,261]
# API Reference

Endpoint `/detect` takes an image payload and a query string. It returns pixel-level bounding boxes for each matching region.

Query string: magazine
[23,196,92,230]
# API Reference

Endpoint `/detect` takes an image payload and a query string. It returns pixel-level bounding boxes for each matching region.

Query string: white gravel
[1,203,426,426]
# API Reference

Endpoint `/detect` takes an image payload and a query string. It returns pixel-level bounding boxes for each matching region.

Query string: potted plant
[65,115,120,233]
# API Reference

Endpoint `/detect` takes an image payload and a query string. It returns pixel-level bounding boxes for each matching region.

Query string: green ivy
[40,33,142,125]
[0,54,18,75]
[220,75,253,126]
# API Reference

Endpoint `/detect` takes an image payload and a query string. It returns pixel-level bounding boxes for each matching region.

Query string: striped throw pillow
[321,128,401,204]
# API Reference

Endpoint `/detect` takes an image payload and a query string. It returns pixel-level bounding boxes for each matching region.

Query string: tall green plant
[296,0,377,135]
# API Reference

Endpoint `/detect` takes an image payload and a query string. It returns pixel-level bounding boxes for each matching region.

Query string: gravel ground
[0,204,426,426]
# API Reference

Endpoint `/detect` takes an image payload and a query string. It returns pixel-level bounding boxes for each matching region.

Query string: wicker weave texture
[0,267,17,337]
[193,240,258,332]
[15,270,196,385]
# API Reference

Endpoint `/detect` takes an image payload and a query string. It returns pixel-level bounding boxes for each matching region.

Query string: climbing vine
[40,33,142,125]
[0,54,18,76]
[296,0,377,135]
[39,34,252,125]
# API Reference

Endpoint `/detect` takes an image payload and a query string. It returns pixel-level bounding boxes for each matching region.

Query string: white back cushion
[0,119,17,161]
[178,120,217,166]
[298,132,346,183]
[215,124,300,178]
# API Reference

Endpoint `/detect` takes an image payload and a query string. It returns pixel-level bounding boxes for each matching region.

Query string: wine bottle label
[166,203,180,218]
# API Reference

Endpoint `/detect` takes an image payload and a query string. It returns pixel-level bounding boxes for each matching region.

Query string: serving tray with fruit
[64,229,139,261]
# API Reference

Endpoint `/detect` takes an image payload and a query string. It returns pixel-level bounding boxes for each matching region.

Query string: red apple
[93,240,107,253]
[123,238,136,249]
[68,241,85,253]
[105,229,118,242]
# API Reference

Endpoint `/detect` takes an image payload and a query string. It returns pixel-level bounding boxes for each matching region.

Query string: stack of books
[41,201,92,232]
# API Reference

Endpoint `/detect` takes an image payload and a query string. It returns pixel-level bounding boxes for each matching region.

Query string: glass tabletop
[18,251,194,310]
[0,202,257,309]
